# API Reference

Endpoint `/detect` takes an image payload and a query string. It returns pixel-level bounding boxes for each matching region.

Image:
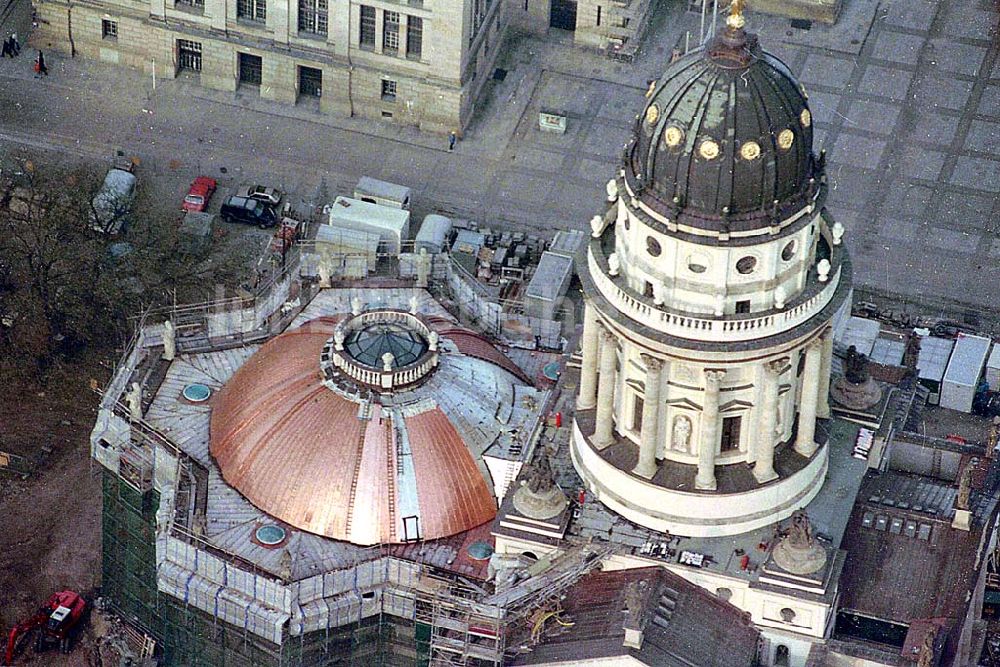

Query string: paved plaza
[0,0,997,312]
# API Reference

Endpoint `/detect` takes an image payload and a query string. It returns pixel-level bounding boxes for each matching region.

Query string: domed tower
[572,2,851,538]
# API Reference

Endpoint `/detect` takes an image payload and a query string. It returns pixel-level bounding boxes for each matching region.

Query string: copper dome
[626,13,818,232]
[209,318,499,545]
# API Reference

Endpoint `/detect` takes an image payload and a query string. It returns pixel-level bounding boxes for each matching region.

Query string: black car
[220,195,278,228]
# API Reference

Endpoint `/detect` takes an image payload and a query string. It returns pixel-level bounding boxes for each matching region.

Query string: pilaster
[816,328,833,419]
[753,360,782,483]
[696,370,723,490]
[577,303,600,410]
[633,355,663,479]
[594,328,618,450]
[795,341,823,457]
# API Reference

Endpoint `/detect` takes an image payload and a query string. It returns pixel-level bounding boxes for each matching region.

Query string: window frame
[382,10,400,54]
[406,15,422,60]
[297,0,328,36]
[237,0,267,23]
[101,19,118,40]
[381,78,397,102]
[359,5,376,49]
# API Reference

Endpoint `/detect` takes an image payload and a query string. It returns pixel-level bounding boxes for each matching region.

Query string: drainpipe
[67,0,76,57]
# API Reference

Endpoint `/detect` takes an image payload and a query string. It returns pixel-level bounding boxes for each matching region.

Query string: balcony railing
[588,240,845,342]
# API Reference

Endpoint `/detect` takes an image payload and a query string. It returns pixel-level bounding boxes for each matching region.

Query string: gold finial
[727,0,746,29]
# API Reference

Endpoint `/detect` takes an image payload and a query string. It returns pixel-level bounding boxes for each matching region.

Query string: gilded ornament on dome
[663,126,684,147]
[645,104,660,125]
[740,141,761,161]
[699,139,720,160]
[778,129,795,150]
[800,109,812,128]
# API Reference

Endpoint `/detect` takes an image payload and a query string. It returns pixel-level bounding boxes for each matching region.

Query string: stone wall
[33,0,510,133]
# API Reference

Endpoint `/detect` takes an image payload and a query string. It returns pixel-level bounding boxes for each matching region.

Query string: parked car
[237,184,282,207]
[182,176,218,212]
[219,195,278,228]
[90,165,137,234]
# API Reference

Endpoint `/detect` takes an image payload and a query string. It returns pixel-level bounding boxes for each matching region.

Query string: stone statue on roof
[513,449,568,521]
[844,346,869,384]
[786,510,814,549]
[772,510,827,575]
[527,451,555,494]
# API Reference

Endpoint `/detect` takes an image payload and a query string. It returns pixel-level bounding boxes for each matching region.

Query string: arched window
[775,644,790,667]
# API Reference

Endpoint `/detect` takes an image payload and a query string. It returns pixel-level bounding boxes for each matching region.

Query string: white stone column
[795,341,823,458]
[633,355,663,479]
[593,328,618,450]
[577,303,600,410]
[696,370,723,490]
[816,329,834,419]
[754,361,781,483]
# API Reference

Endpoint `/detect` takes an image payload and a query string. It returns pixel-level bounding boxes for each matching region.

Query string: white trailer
[327,197,410,255]
[940,334,991,413]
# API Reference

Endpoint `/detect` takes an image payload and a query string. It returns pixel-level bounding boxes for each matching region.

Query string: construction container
[413,214,452,254]
[986,343,1000,391]
[524,251,574,321]
[353,177,411,210]
[940,334,991,413]
[916,335,955,405]
[327,197,410,255]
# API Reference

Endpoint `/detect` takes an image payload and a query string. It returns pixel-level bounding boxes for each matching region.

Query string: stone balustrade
[320,309,439,392]
[588,243,844,342]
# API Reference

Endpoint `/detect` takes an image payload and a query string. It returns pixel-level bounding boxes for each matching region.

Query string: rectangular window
[237,52,262,86]
[177,39,202,72]
[406,16,422,59]
[298,66,323,98]
[175,0,205,9]
[383,10,399,53]
[381,78,397,101]
[721,416,741,452]
[237,0,266,22]
[101,19,118,40]
[298,0,328,35]
[736,300,751,313]
[359,5,376,48]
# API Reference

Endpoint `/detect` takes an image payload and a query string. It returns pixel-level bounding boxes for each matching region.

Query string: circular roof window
[736,256,757,274]
[255,524,287,546]
[467,541,495,561]
[346,323,428,369]
[183,383,211,402]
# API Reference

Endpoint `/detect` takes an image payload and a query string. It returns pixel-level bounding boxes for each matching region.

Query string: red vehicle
[182,176,218,212]
[3,590,87,665]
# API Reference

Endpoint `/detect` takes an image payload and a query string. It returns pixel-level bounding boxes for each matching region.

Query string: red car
[182,176,218,212]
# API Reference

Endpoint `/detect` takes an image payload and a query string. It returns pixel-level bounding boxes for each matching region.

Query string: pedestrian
[448,130,457,152]
[35,50,47,76]
[11,32,19,55]
[1,38,11,59]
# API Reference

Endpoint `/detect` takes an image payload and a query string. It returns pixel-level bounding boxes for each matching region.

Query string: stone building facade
[33,0,508,131]
[570,9,851,537]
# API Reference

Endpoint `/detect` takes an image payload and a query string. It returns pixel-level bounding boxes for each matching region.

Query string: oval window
[646,236,662,257]
[736,256,757,274]
[780,607,796,623]
[688,261,707,274]
[781,240,797,261]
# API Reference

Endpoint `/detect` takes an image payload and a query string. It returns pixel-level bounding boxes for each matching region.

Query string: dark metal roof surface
[514,567,759,666]
[627,26,815,230]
